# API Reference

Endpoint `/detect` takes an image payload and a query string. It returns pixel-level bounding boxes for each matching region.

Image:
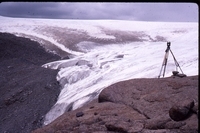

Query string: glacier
[0,16,198,125]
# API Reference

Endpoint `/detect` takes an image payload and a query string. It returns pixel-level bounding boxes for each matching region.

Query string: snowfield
[0,16,198,125]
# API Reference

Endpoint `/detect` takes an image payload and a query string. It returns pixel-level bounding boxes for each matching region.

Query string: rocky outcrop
[33,75,198,133]
[0,32,61,133]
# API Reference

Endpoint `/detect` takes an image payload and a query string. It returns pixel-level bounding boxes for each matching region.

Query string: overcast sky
[0,2,198,22]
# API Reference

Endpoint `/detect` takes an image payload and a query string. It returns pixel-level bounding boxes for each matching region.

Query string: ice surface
[0,16,198,125]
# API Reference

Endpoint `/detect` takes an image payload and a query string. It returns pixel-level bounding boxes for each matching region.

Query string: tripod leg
[162,58,168,77]
[158,65,164,78]
[162,51,169,77]
[158,54,166,78]
[158,51,169,78]
[169,49,184,74]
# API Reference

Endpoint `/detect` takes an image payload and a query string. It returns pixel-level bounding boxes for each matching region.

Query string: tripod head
[165,42,171,52]
[167,42,171,47]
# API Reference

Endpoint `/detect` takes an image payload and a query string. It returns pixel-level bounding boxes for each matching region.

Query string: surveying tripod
[158,42,185,78]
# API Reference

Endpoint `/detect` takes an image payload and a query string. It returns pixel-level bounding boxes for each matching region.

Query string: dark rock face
[0,32,60,66]
[33,75,198,133]
[0,32,61,133]
[169,99,194,121]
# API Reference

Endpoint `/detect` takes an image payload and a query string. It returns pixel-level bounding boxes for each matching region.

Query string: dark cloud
[0,2,198,22]
[0,2,64,18]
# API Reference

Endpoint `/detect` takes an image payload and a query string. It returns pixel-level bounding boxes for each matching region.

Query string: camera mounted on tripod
[167,42,171,46]
[165,42,171,52]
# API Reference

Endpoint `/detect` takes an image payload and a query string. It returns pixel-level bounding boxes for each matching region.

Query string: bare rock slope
[33,75,198,133]
[0,32,61,133]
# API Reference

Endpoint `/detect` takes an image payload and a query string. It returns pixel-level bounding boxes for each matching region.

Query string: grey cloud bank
[0,2,198,22]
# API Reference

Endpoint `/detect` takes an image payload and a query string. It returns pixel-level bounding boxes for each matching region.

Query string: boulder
[169,99,194,121]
